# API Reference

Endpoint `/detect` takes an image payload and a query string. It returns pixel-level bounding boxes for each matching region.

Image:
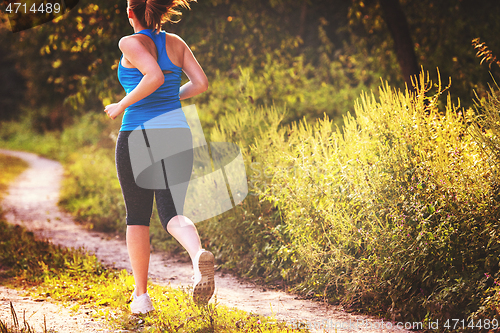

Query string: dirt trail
[0,149,410,332]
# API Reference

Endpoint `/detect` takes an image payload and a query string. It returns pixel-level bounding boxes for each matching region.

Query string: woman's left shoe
[192,249,215,305]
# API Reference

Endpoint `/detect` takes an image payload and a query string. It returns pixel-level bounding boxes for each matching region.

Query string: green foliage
[0,220,106,284]
[468,83,500,321]
[470,81,500,167]
[204,70,500,324]
[196,53,377,129]
[176,0,304,74]
[0,112,113,161]
[0,154,28,201]
[1,1,129,128]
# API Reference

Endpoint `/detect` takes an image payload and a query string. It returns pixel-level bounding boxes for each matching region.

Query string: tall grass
[204,70,500,324]
[0,302,47,333]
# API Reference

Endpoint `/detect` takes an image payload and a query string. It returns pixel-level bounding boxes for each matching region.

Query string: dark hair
[128,0,194,32]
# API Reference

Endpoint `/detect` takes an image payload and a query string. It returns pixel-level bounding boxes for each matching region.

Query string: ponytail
[129,0,194,33]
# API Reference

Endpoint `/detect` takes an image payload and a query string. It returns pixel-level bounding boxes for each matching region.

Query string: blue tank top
[117,29,189,131]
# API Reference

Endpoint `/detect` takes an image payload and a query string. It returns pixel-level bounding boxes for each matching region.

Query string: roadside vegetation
[2,69,500,330]
[0,154,306,332]
[203,72,500,324]
[0,154,28,201]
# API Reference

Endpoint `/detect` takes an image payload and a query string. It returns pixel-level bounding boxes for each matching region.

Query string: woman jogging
[104,0,214,314]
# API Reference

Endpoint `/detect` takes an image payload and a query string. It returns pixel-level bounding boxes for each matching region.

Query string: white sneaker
[130,290,155,314]
[192,249,215,305]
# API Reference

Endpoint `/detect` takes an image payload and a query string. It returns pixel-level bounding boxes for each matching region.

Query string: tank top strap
[133,29,178,72]
[134,29,162,56]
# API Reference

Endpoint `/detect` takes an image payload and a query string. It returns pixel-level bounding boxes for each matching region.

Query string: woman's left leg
[116,130,155,298]
[154,127,201,260]
[126,225,151,296]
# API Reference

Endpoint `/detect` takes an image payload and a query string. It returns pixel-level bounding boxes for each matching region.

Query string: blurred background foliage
[1,0,499,128]
[2,0,500,327]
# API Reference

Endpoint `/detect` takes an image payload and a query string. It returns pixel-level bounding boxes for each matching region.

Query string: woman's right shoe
[130,290,155,314]
[192,249,215,305]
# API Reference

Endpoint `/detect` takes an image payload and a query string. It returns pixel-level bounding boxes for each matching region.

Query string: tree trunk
[298,0,308,39]
[379,0,419,89]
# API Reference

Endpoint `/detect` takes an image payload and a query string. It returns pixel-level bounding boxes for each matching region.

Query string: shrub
[194,54,376,132]
[59,146,125,232]
[206,70,500,324]
[468,83,500,321]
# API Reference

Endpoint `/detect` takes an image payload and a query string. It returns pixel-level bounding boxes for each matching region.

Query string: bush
[0,112,113,162]
[468,83,500,322]
[193,53,377,132]
[205,70,500,324]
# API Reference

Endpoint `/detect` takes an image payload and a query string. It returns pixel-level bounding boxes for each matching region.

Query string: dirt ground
[0,149,410,333]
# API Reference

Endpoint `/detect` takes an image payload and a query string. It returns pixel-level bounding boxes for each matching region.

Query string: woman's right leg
[154,128,215,304]
[166,215,202,261]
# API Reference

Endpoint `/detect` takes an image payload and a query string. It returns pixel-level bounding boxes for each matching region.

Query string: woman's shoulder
[118,33,134,44]
[118,33,147,50]
[165,32,189,48]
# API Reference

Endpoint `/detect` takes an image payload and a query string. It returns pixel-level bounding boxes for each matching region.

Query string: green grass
[0,218,307,332]
[0,154,28,201]
[0,154,307,332]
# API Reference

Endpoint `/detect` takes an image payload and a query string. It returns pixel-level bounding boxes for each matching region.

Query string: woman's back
[118,29,188,130]
[104,0,207,120]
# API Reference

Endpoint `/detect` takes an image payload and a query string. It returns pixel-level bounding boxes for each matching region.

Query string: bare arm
[178,39,208,100]
[105,36,165,120]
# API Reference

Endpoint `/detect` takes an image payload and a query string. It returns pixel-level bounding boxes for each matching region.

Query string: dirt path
[0,149,410,333]
[0,286,111,333]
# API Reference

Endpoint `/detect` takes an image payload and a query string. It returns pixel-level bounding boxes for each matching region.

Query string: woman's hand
[104,103,126,120]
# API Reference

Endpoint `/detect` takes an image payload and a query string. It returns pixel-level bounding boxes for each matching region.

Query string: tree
[378,0,419,88]
[0,12,26,120]
[1,0,129,129]
[346,0,500,99]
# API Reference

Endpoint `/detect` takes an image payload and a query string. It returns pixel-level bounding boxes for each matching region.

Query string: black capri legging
[115,128,193,231]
